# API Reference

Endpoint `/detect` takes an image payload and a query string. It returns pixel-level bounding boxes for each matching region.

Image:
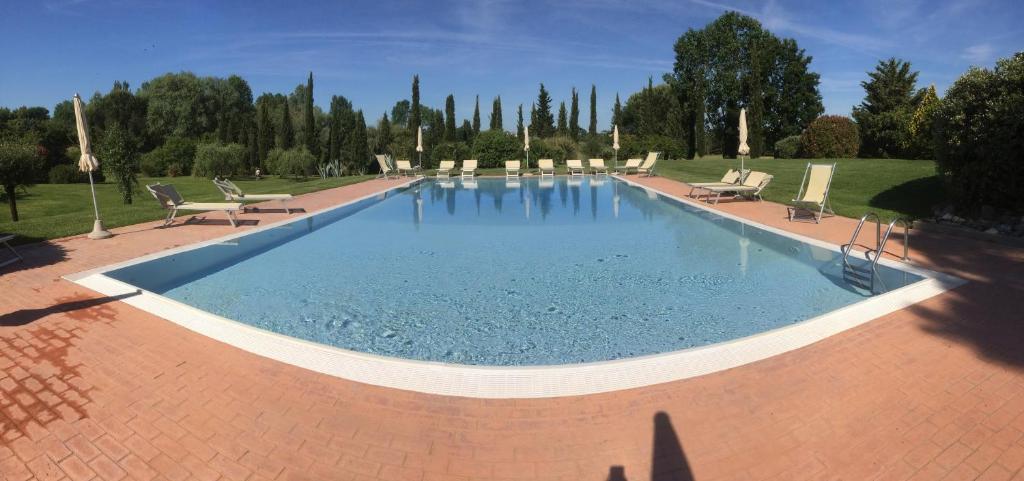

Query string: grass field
[0,175,373,244]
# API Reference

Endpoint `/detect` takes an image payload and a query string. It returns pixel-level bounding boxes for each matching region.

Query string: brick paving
[1,175,1023,481]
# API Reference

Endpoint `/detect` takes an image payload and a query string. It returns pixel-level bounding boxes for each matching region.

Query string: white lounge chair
[688,169,747,197]
[214,178,294,214]
[436,160,455,178]
[615,158,642,175]
[148,183,243,227]
[696,171,774,204]
[589,158,609,175]
[505,160,521,178]
[636,152,661,177]
[461,159,478,179]
[566,159,586,176]
[538,158,556,177]
[375,154,398,179]
[789,163,836,223]
[0,234,22,269]
[395,159,421,177]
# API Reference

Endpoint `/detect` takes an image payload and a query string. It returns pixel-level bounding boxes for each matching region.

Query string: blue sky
[2,0,1021,129]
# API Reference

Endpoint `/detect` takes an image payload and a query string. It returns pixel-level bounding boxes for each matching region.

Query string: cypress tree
[378,112,392,154]
[346,110,369,173]
[588,84,598,136]
[409,74,421,129]
[691,81,706,158]
[569,88,580,140]
[611,93,622,129]
[304,72,316,154]
[490,96,503,131]
[534,84,555,137]
[557,102,568,136]
[472,95,481,135]
[444,94,456,141]
[516,104,524,138]
[747,47,766,158]
[459,120,472,142]
[256,101,273,166]
[278,100,294,149]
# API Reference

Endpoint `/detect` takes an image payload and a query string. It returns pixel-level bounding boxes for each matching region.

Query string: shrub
[140,137,196,177]
[98,124,140,204]
[799,115,859,158]
[267,147,316,178]
[48,164,86,183]
[619,134,685,160]
[935,52,1024,213]
[774,135,802,159]
[529,136,580,162]
[192,142,246,178]
[431,142,471,165]
[62,146,105,182]
[471,130,521,168]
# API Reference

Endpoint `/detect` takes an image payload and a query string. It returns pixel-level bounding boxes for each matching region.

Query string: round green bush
[192,142,246,178]
[267,147,316,178]
[431,142,471,165]
[529,136,580,162]
[619,134,685,160]
[471,130,521,168]
[799,115,859,158]
[935,52,1024,213]
[48,164,85,184]
[773,135,801,159]
[140,137,196,177]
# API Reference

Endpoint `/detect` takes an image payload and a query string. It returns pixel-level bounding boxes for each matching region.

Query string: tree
[611,93,622,129]
[490,96,503,131]
[346,111,370,174]
[391,100,410,126]
[533,84,555,137]
[0,141,42,221]
[852,58,921,158]
[304,72,316,154]
[377,113,392,154]
[277,100,294,149]
[569,88,580,140]
[472,95,481,135]
[138,72,209,141]
[556,102,568,136]
[409,75,421,129]
[907,85,939,159]
[256,98,274,167]
[516,104,524,138]
[98,123,139,204]
[588,85,598,136]
[459,120,473,142]
[444,94,456,141]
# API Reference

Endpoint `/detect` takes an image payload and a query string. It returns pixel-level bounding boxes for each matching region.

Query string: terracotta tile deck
[1,175,1023,481]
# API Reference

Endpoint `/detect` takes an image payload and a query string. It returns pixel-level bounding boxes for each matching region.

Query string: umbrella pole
[86,170,112,239]
[526,150,529,171]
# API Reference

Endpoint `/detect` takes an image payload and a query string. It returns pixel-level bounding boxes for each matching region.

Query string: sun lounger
[436,160,455,178]
[395,160,421,177]
[566,159,586,176]
[788,163,836,223]
[538,159,556,177]
[375,154,398,179]
[214,178,294,214]
[687,169,746,197]
[461,159,478,179]
[696,171,773,204]
[615,158,642,174]
[0,234,22,269]
[589,158,609,175]
[505,160,521,178]
[148,183,243,227]
[636,152,661,177]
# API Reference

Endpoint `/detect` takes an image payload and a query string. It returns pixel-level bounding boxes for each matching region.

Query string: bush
[774,135,801,159]
[48,164,86,183]
[192,142,246,178]
[529,136,580,162]
[619,134,686,160]
[140,137,196,177]
[98,124,140,204]
[267,147,316,178]
[935,52,1024,213]
[799,115,859,158]
[62,146,105,182]
[431,142,471,165]
[471,130,521,168]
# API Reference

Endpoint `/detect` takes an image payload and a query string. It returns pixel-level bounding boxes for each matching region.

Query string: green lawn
[0,175,374,244]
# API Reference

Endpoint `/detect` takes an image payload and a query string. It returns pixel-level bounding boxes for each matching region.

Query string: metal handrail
[871,218,911,269]
[842,212,881,264]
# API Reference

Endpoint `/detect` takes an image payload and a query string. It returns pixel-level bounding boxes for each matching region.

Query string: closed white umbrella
[738,108,750,174]
[612,125,620,167]
[523,125,530,170]
[73,94,111,240]
[415,125,423,169]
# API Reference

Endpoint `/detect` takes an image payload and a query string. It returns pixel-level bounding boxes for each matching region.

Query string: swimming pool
[69,176,961,397]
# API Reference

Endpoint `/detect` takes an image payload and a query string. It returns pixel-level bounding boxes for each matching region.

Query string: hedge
[799,115,859,158]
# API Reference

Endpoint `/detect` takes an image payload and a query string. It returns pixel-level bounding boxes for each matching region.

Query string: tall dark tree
[746,41,767,158]
[569,88,580,140]
[255,97,274,166]
[516,104,524,138]
[459,119,473,142]
[557,102,568,136]
[588,85,598,136]
[391,100,410,126]
[444,94,457,141]
[533,84,555,137]
[304,72,316,154]
[490,96,503,131]
[377,113,392,154]
[345,110,369,173]
[472,95,481,135]
[852,58,921,158]
[611,93,622,129]
[277,100,294,149]
[409,75,421,129]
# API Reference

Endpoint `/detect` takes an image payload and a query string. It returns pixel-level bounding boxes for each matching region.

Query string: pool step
[843,264,875,291]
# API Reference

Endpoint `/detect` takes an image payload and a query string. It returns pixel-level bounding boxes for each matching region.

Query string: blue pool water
[108,177,923,366]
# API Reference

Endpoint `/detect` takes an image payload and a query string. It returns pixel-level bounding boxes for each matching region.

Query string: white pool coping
[66,176,965,399]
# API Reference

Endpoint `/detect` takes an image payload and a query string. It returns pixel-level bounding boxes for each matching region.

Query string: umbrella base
[88,219,113,240]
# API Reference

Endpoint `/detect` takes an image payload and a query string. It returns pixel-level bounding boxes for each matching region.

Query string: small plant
[799,116,859,158]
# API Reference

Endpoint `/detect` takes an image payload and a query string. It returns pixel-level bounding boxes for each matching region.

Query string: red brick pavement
[1,175,1023,481]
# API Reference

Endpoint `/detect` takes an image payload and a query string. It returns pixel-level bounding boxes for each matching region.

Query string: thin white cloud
[960,43,995,64]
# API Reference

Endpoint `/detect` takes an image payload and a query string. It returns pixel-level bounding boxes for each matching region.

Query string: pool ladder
[840,212,911,292]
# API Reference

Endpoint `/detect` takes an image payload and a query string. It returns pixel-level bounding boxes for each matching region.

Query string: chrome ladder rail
[841,213,911,293]
[871,218,911,269]
[841,212,881,264]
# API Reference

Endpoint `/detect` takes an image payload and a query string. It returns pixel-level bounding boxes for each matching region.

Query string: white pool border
[66,175,965,399]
